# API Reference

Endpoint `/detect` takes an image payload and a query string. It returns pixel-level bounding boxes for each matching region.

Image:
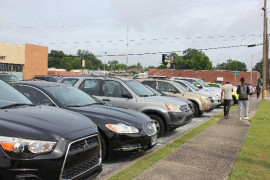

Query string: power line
[97,43,263,57]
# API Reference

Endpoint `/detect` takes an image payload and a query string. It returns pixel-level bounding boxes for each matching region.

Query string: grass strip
[109,106,237,180]
[229,101,270,180]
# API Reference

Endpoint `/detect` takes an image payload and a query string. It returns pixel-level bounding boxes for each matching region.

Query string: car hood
[66,104,151,128]
[145,95,189,106]
[0,106,97,141]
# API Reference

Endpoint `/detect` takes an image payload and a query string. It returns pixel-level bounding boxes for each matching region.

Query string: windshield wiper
[67,102,104,107]
[139,95,150,97]
[0,103,34,109]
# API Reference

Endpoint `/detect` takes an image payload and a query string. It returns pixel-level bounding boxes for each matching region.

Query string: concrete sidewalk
[134,100,260,180]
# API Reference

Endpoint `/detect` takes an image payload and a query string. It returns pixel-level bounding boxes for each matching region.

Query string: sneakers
[244,116,249,120]
[239,117,242,120]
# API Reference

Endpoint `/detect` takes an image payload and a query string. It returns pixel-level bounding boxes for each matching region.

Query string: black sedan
[0,80,102,180]
[12,81,157,160]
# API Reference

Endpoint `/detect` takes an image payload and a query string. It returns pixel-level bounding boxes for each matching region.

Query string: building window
[0,63,23,72]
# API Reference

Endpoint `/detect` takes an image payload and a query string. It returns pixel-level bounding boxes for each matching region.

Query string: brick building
[0,42,48,80]
[148,69,261,86]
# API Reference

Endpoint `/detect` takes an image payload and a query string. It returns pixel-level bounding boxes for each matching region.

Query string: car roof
[12,80,67,88]
[61,76,133,81]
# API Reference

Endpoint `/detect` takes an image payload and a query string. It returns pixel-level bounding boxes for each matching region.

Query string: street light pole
[262,0,268,100]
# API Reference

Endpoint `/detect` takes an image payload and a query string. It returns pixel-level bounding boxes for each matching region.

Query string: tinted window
[125,80,154,96]
[141,81,156,88]
[79,79,101,96]
[0,81,32,108]
[0,75,19,82]
[13,85,53,105]
[157,82,179,93]
[103,80,129,97]
[44,85,99,107]
[61,78,79,86]
[171,81,189,92]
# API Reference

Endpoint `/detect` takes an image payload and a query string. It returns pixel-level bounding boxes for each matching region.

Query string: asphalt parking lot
[95,106,223,180]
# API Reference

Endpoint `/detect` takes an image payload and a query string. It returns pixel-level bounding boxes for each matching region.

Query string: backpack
[238,85,248,99]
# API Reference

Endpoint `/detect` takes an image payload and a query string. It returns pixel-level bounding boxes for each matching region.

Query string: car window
[157,82,179,93]
[44,85,99,107]
[61,78,79,86]
[0,75,19,82]
[103,80,129,98]
[208,84,220,88]
[79,79,101,96]
[141,81,156,88]
[13,85,53,105]
[175,81,192,92]
[125,80,155,96]
[0,81,33,108]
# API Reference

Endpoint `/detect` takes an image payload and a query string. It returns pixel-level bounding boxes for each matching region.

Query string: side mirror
[122,92,133,99]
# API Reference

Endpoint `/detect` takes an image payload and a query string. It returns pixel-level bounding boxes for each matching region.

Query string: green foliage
[216,59,247,71]
[127,62,143,69]
[48,50,66,68]
[60,57,73,71]
[170,49,213,70]
[253,59,270,77]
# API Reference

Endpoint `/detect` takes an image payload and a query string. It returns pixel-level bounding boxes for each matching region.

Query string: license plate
[151,135,157,146]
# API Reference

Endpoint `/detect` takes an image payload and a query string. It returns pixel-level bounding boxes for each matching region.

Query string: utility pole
[262,0,268,100]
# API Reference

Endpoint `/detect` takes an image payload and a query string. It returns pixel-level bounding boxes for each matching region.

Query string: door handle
[102,99,111,101]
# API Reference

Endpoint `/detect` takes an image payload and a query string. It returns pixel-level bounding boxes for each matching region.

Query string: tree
[216,59,247,71]
[182,48,213,70]
[48,50,66,68]
[253,58,270,77]
[77,49,103,70]
[60,57,73,71]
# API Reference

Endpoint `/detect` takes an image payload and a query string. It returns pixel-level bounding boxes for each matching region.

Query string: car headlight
[0,136,56,158]
[106,123,139,134]
[165,103,182,112]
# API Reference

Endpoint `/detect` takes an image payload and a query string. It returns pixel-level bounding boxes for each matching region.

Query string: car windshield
[144,85,162,96]
[125,80,155,96]
[171,81,189,92]
[197,79,210,87]
[0,75,19,82]
[0,80,33,108]
[182,81,200,91]
[44,85,100,107]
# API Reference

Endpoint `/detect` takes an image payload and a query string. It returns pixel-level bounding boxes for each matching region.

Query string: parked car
[0,80,102,180]
[140,79,215,117]
[59,76,194,136]
[170,77,221,104]
[173,79,220,107]
[0,74,19,83]
[143,84,195,118]
[12,81,157,159]
[32,75,62,82]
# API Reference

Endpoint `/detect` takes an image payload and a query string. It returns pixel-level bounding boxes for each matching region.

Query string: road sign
[233,71,240,75]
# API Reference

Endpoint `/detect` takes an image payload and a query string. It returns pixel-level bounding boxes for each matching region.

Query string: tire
[193,103,200,117]
[149,114,165,137]
[99,134,107,160]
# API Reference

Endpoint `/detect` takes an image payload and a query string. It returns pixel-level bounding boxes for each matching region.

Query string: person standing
[255,85,261,100]
[221,81,233,119]
[237,77,250,120]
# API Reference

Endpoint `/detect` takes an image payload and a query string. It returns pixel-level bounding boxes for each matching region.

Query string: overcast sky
[0,0,266,70]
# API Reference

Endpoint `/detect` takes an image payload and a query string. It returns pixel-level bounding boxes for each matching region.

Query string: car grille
[180,105,190,113]
[61,135,101,180]
[188,104,195,113]
[142,121,157,136]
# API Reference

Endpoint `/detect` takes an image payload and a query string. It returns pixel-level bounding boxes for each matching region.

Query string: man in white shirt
[221,81,233,119]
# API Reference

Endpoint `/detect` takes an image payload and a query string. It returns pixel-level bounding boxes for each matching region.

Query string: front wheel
[193,103,200,117]
[149,114,165,137]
